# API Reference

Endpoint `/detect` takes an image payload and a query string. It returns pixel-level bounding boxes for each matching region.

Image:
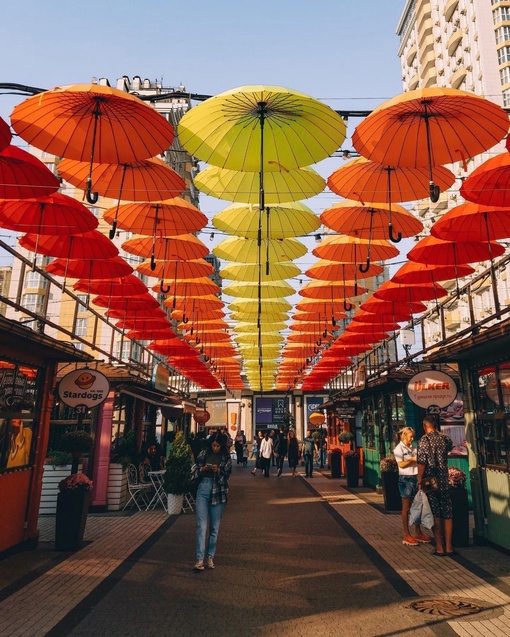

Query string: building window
[22,293,44,314]
[362,399,375,449]
[503,88,510,107]
[495,26,510,44]
[74,318,88,337]
[498,46,510,64]
[72,342,85,351]
[494,6,510,23]
[500,65,510,85]
[24,270,48,289]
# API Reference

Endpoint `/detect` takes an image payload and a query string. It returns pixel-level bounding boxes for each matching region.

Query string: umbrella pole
[109,164,127,239]
[85,103,100,205]
[257,101,268,369]
[423,104,440,203]
[386,168,402,243]
[359,215,374,273]
[484,212,501,314]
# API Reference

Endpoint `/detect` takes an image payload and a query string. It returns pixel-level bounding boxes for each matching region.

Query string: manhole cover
[408,598,484,618]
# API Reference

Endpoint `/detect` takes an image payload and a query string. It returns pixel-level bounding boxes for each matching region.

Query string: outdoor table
[147,470,166,510]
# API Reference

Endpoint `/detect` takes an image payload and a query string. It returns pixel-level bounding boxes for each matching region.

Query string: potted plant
[55,473,93,551]
[338,430,354,445]
[329,445,342,479]
[163,431,193,515]
[379,457,402,511]
[344,449,360,487]
[59,430,94,474]
[449,467,469,547]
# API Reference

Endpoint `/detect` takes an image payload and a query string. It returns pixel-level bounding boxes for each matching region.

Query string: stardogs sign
[407,370,457,409]
[58,369,110,409]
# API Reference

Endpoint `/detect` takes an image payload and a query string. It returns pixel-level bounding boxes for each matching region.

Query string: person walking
[287,430,300,477]
[417,415,454,556]
[251,431,264,476]
[191,431,232,571]
[302,429,317,478]
[259,431,273,478]
[394,427,431,546]
[269,430,277,466]
[234,429,245,465]
[250,436,258,459]
[274,426,288,477]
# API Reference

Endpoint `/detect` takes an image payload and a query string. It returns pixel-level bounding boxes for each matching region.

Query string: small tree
[163,432,193,495]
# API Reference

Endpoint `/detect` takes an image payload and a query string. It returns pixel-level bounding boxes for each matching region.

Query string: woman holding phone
[191,431,232,571]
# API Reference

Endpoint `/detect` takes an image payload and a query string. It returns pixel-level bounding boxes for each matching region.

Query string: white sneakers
[206,557,215,569]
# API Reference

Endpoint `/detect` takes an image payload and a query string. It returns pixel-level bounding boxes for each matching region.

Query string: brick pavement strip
[0,511,168,637]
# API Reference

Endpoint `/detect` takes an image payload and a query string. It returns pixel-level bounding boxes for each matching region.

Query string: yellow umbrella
[220,261,300,282]
[213,202,320,239]
[194,164,326,204]
[229,299,292,313]
[214,236,306,262]
[223,280,295,299]
[235,333,284,345]
[233,322,287,332]
[230,311,289,322]
[179,85,346,172]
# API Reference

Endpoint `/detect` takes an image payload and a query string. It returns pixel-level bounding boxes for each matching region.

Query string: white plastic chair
[123,463,152,511]
[182,492,195,513]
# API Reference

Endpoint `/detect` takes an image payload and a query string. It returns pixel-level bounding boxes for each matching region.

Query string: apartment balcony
[447,29,465,57]
[450,66,468,89]
[444,0,459,22]
[406,44,417,66]
[445,310,461,329]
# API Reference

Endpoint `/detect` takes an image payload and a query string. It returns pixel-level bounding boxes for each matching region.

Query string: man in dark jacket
[274,426,288,477]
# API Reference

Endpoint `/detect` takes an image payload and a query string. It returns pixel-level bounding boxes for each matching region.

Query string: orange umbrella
[391,261,475,285]
[0,116,11,151]
[306,260,383,280]
[320,200,422,244]
[152,277,219,297]
[299,280,366,300]
[460,152,510,207]
[0,193,98,234]
[337,331,388,345]
[312,235,399,272]
[125,328,176,341]
[73,275,148,297]
[352,87,509,201]
[328,156,455,204]
[168,295,224,312]
[20,229,118,262]
[104,199,207,239]
[123,234,209,269]
[431,202,510,243]
[345,321,399,334]
[295,299,348,325]
[46,256,133,280]
[92,294,159,310]
[137,258,213,280]
[360,298,427,315]
[115,318,172,330]
[352,309,411,325]
[171,308,225,321]
[105,307,167,321]
[407,236,505,266]
[11,83,175,202]
[148,338,198,355]
[0,145,60,199]
[374,280,448,303]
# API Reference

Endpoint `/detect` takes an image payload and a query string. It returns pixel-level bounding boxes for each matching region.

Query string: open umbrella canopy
[193,164,326,204]
[213,202,320,238]
[229,311,290,322]
[327,157,455,203]
[115,317,172,330]
[151,277,220,297]
[320,200,423,240]
[0,193,98,234]
[233,321,288,332]
[220,261,300,282]
[105,307,167,321]
[374,280,448,303]
[92,294,159,310]
[58,156,185,201]
[391,261,475,285]
[46,256,133,280]
[352,309,411,325]
[431,202,510,243]
[306,260,383,280]
[125,328,176,341]
[73,275,148,297]
[171,308,226,321]
[407,235,505,265]
[352,87,509,169]
[11,83,174,164]
[104,199,207,237]
[178,85,346,172]
[360,297,427,315]
[299,280,366,299]
[20,229,118,260]
[0,145,60,199]
[123,234,209,261]
[137,258,213,280]
[213,236,307,262]
[295,299,348,319]
[167,295,224,312]
[223,280,296,299]
[235,333,284,345]
[229,298,292,314]
[344,321,399,334]
[312,235,399,263]
[460,152,510,207]
[0,116,11,151]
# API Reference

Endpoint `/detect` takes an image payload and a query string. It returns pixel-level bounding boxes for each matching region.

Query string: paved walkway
[0,463,509,637]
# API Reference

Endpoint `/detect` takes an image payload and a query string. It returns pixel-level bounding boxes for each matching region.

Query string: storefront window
[0,360,40,471]
[389,393,405,448]
[473,365,510,471]
[362,398,375,449]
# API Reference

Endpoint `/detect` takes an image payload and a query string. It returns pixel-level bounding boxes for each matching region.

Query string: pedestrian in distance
[191,431,232,571]
[302,429,317,478]
[251,431,264,476]
[274,426,288,477]
[287,429,300,477]
[250,436,258,459]
[234,429,245,465]
[394,426,431,546]
[417,415,454,556]
[269,429,277,466]
[259,430,273,478]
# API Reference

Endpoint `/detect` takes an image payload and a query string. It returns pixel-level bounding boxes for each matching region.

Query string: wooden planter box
[40,465,80,515]
[107,463,128,511]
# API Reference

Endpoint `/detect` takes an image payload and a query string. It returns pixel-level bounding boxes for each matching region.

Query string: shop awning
[117,384,184,410]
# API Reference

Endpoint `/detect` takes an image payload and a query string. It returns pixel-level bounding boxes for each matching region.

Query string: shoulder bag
[419,437,439,494]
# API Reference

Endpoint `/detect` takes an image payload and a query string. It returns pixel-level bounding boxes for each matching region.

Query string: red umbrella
[352,308,414,325]
[374,280,448,303]
[391,261,475,285]
[73,275,148,297]
[0,145,60,199]
[115,318,172,331]
[431,202,510,243]
[360,298,427,315]
[106,308,167,321]
[0,116,12,151]
[345,321,399,334]
[136,258,214,281]
[92,294,159,310]
[407,236,505,266]
[20,230,118,260]
[46,256,133,280]
[0,193,98,234]
[123,234,209,270]
[125,328,176,341]
[460,152,510,207]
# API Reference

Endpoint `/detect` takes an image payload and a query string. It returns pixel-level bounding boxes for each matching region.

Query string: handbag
[419,437,439,494]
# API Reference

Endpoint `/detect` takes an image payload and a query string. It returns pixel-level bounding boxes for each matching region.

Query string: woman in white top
[258,431,273,478]
[394,427,430,546]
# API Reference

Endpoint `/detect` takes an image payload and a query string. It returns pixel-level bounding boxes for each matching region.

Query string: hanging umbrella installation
[46,256,133,280]
[460,152,510,207]
[11,83,175,203]
[0,116,11,151]
[0,145,60,199]
[352,87,509,202]
[123,234,209,270]
[312,235,399,272]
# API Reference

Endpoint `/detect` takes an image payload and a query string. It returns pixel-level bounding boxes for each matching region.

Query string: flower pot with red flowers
[380,457,402,511]
[345,450,360,487]
[55,473,93,551]
[449,467,469,547]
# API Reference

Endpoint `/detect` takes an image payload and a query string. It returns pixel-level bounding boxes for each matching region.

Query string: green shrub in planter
[59,430,94,454]
[47,451,73,468]
[163,432,193,495]
[338,431,354,444]
[110,430,139,468]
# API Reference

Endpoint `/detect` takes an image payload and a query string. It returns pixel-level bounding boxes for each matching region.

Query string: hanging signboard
[58,369,110,409]
[407,370,457,409]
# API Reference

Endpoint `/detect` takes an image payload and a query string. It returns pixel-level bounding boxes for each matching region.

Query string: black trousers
[260,457,271,477]
[276,454,285,474]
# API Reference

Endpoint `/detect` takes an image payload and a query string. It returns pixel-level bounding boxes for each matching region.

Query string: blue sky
[0,1,410,275]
